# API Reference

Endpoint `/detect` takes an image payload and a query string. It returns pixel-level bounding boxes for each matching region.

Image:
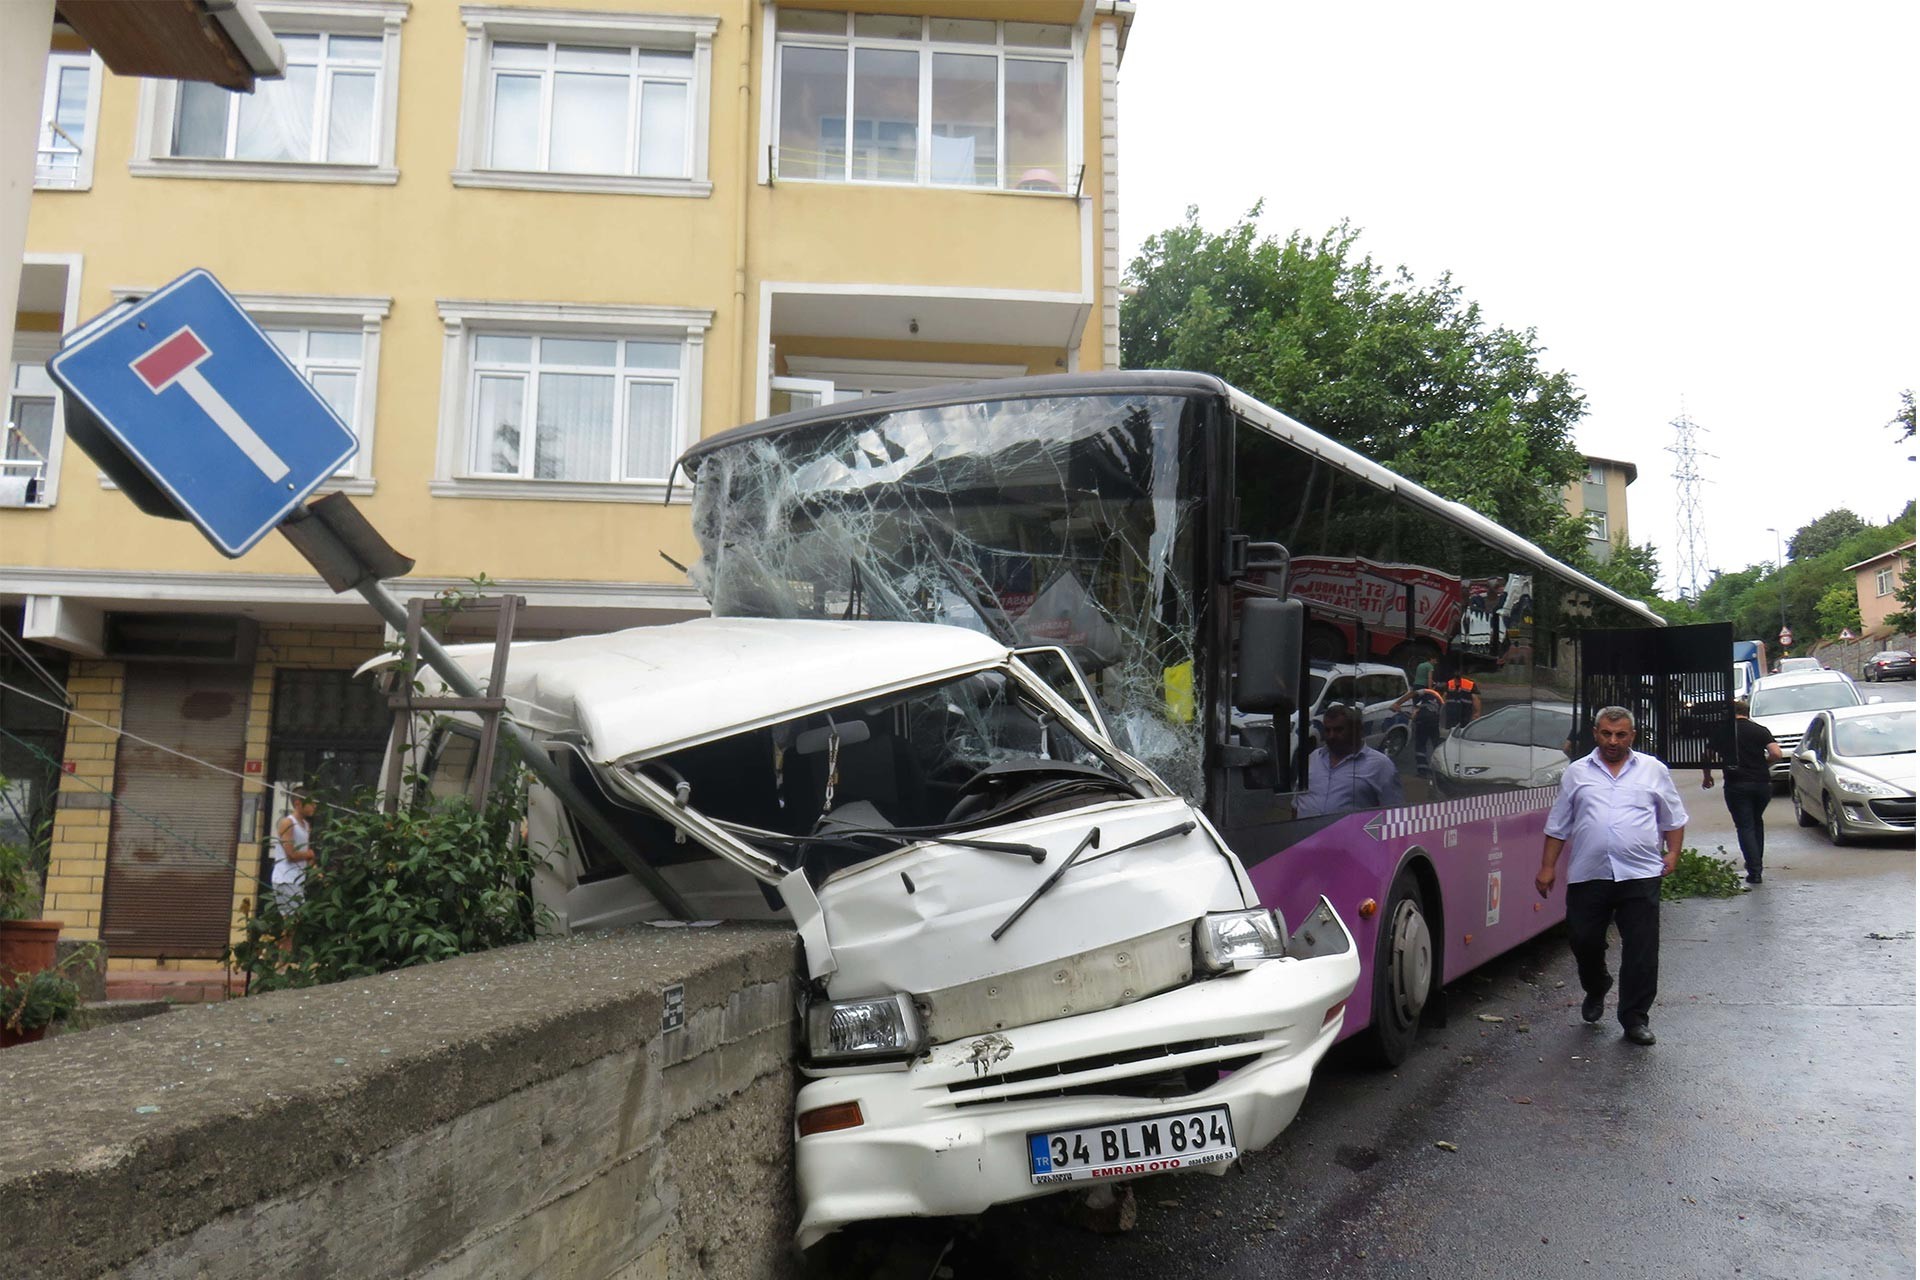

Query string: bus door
[1575,621,1735,766]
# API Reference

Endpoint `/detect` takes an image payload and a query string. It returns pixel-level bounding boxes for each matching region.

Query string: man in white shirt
[1535,706,1688,1046]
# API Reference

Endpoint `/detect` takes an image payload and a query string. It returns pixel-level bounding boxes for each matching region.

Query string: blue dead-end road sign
[48,268,359,557]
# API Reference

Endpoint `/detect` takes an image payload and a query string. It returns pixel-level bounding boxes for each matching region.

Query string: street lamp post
[1765,526,1789,651]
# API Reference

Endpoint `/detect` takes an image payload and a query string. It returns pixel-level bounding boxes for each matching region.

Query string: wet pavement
[816,788,1916,1279]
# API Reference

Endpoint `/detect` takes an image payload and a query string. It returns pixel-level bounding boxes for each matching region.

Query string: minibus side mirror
[1236,597,1303,715]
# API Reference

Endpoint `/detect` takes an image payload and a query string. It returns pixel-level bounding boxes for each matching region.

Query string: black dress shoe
[1581,990,1606,1023]
[1623,1024,1656,1046]
[1746,874,1762,884]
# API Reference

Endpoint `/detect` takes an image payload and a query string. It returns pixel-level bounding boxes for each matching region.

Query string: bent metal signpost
[45,267,697,919]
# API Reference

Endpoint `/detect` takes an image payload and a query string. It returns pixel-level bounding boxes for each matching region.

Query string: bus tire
[1364,869,1433,1067]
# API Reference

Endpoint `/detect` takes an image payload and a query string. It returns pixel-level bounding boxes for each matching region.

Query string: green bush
[230,782,555,992]
[1662,845,1747,900]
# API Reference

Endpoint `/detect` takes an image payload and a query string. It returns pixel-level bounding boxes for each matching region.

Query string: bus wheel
[1365,870,1433,1067]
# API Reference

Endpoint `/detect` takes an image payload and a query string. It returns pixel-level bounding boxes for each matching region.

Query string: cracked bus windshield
[687,393,1204,795]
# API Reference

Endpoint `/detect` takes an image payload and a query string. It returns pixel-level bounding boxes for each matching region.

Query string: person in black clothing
[1701,699,1784,883]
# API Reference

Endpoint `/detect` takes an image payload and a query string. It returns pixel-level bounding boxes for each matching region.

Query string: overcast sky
[1117,2,1918,594]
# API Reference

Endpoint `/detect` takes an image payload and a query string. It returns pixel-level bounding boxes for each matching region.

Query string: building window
[454,6,717,195]
[35,52,99,190]
[434,300,713,502]
[262,326,369,478]
[131,2,406,184]
[773,11,1076,191]
[1584,464,1603,485]
[110,290,390,493]
[3,362,56,508]
[487,42,691,177]
[467,334,683,482]
[1877,565,1896,597]
[1585,509,1608,542]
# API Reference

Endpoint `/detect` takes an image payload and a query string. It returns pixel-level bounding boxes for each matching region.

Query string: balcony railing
[0,458,45,507]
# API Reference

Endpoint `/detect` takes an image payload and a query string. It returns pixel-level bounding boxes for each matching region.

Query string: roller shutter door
[100,662,248,957]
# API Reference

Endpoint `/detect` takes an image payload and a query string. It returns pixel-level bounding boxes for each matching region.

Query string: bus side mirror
[1237,597,1303,714]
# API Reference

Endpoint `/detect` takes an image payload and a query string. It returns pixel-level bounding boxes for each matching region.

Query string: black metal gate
[1577,621,1734,768]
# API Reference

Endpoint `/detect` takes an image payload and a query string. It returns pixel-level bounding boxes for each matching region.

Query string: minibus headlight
[806,993,926,1062]
[1196,909,1287,972]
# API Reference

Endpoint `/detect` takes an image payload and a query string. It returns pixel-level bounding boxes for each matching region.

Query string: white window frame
[432,299,712,502]
[34,52,103,191]
[1585,509,1608,542]
[453,5,717,197]
[1876,565,1895,597]
[765,8,1081,193]
[130,0,407,185]
[7,254,84,509]
[6,341,61,509]
[106,288,389,493]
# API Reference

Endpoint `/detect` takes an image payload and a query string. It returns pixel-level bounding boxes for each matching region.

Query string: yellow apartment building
[1,0,1134,991]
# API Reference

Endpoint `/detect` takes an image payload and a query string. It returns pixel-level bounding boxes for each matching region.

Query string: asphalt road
[820,729,1916,1280]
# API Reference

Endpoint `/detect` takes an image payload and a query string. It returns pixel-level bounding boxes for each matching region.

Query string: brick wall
[38,659,124,941]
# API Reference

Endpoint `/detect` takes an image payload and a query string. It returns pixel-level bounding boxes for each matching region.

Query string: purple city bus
[676,371,1718,1064]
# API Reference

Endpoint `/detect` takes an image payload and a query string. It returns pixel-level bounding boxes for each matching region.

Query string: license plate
[1027,1106,1237,1184]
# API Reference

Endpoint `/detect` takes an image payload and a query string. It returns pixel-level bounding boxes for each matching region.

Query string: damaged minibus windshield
[619,664,1148,884]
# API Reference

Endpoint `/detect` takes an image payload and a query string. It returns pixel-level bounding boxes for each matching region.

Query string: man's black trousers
[1724,782,1772,879]
[1566,876,1661,1029]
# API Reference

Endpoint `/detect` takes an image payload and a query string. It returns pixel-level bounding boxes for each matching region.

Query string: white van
[381,617,1359,1248]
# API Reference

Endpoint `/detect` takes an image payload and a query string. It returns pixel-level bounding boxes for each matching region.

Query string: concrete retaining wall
[0,925,800,1279]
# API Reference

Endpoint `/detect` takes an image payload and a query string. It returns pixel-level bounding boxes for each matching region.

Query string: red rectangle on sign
[245,761,263,774]
[132,328,209,390]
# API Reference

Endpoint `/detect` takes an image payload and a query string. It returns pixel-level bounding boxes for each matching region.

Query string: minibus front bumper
[794,903,1359,1249]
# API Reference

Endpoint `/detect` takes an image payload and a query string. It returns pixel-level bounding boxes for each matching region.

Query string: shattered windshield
[688,393,1206,795]
[628,665,1144,882]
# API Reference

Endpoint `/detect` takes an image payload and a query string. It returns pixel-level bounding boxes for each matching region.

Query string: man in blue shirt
[1295,703,1404,817]
[1535,706,1688,1046]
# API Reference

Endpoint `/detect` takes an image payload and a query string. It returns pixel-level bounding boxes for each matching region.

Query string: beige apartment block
[3,0,1133,970]
[1563,454,1637,563]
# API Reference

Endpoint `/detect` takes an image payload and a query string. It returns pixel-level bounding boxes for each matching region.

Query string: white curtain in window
[237,64,316,161]
[490,75,541,168]
[624,380,676,480]
[637,81,688,177]
[326,71,377,163]
[534,372,614,480]
[549,74,627,173]
[473,374,524,475]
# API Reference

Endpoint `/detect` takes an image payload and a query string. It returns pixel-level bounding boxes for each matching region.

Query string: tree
[1891,389,1915,444]
[1122,208,1588,544]
[1815,581,1862,636]
[1787,509,1866,561]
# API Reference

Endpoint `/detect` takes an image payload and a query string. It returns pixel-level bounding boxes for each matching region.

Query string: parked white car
[1748,671,1866,788]
[1788,705,1917,844]
[379,618,1360,1248]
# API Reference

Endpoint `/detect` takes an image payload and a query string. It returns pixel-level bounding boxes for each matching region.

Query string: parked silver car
[1788,705,1917,844]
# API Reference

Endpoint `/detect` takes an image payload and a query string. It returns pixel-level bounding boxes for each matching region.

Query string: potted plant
[0,962,82,1047]
[0,822,62,977]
